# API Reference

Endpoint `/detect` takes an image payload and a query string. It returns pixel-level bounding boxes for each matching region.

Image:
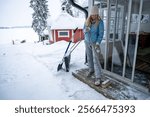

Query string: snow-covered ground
[0,38,108,100]
[0,28,38,44]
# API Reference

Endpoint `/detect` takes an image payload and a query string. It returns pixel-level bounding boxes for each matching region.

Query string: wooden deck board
[136,54,150,74]
[72,68,150,100]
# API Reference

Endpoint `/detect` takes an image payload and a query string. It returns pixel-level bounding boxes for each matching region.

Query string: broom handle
[70,40,82,54]
[64,27,78,54]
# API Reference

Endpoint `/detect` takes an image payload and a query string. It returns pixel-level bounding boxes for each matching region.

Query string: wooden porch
[72,68,150,100]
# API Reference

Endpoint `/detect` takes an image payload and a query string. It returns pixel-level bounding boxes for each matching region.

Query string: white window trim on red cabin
[71,29,74,42]
[58,30,70,38]
[54,30,56,42]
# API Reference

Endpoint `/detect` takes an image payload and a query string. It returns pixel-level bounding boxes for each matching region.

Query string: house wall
[130,1,150,33]
[51,29,84,43]
[56,29,72,42]
[140,2,150,32]
[74,29,84,43]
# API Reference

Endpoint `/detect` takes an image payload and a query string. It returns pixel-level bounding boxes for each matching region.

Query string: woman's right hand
[86,26,90,32]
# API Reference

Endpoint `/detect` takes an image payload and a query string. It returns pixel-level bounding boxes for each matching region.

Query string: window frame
[58,30,69,37]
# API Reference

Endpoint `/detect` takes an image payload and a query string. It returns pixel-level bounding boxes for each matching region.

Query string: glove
[95,42,100,50]
[85,26,90,32]
[94,43,100,53]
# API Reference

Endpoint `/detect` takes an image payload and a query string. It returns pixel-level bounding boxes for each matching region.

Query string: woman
[83,6,104,86]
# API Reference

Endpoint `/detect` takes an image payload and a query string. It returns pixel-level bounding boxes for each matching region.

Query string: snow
[0,37,108,100]
[50,12,85,29]
[0,28,38,44]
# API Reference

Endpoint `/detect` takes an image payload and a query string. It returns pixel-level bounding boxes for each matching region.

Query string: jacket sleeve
[83,24,90,34]
[97,20,104,44]
[83,24,86,34]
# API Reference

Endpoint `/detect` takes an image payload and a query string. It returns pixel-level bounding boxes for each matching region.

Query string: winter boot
[94,78,101,86]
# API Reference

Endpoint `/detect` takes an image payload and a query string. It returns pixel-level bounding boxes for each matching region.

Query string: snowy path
[0,42,108,100]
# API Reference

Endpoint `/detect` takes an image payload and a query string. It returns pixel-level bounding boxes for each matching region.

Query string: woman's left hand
[95,43,100,49]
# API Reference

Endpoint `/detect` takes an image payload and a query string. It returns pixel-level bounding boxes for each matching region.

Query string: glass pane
[124,0,150,90]
[124,0,138,80]
[95,0,150,90]
[134,1,150,88]
[106,0,126,76]
[59,32,68,36]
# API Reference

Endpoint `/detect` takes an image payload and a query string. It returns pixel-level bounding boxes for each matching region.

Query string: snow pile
[0,40,108,100]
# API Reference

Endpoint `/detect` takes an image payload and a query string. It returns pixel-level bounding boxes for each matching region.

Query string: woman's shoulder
[99,19,104,23]
[98,19,104,26]
[97,19,104,29]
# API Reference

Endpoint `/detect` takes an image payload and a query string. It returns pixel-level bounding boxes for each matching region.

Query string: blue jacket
[83,20,104,44]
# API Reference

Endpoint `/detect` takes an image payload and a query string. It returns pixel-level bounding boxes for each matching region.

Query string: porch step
[72,68,150,100]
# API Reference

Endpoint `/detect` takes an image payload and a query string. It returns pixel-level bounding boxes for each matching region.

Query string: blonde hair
[85,15,101,27]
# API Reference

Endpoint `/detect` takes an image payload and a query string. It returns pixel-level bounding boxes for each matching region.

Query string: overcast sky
[0,0,61,27]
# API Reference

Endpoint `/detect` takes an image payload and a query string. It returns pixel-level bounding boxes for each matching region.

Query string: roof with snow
[50,12,85,29]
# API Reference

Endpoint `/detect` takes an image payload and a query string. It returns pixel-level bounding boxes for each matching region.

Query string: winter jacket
[83,20,104,44]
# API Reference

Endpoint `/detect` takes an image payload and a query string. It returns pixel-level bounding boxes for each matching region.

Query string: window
[58,31,69,37]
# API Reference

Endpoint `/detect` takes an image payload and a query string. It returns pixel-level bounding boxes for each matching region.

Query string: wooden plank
[72,68,150,100]
[72,70,116,100]
[137,57,150,64]
[136,56,150,74]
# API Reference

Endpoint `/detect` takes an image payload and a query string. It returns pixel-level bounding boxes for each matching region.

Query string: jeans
[85,41,103,79]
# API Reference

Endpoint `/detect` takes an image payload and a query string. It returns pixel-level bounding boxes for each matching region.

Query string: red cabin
[50,12,85,43]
